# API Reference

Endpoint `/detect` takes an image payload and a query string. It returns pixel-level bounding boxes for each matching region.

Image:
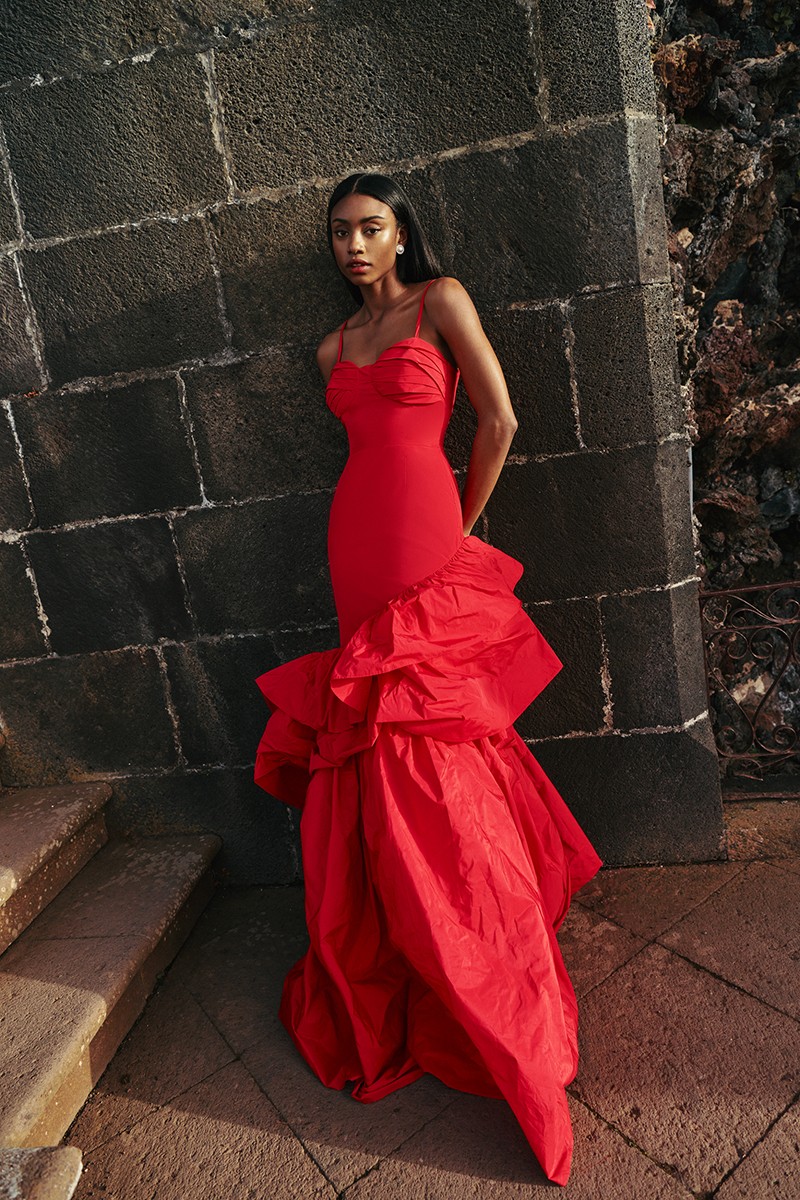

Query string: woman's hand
[425,279,518,533]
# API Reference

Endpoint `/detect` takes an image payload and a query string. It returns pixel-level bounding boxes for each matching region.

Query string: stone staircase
[0,765,221,1200]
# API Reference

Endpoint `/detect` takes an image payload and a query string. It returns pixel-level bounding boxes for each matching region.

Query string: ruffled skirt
[254,534,602,1186]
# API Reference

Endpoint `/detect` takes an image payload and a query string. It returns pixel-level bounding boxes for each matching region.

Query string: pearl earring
[396,244,405,255]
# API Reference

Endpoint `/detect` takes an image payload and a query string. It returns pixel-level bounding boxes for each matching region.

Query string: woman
[254,172,602,1186]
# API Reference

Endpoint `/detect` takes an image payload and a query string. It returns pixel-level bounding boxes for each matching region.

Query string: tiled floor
[67,801,800,1198]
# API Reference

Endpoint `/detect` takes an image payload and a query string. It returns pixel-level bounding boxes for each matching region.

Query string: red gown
[254,278,602,1186]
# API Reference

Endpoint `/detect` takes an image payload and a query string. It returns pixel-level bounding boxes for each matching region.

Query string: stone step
[0,835,221,1149]
[0,1147,82,1200]
[0,783,112,956]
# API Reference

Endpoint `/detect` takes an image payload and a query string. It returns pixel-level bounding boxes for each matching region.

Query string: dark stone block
[173,493,335,635]
[0,648,176,785]
[443,381,478,474]
[0,1,306,84]
[184,349,347,502]
[14,378,200,526]
[439,120,646,303]
[532,720,725,865]
[27,518,193,654]
[625,117,673,286]
[270,622,339,660]
[602,581,710,731]
[0,55,224,239]
[0,541,45,661]
[488,439,695,601]
[23,217,226,387]
[517,597,607,739]
[537,0,656,123]
[217,0,541,189]
[0,171,18,244]
[0,257,40,397]
[163,633,281,765]
[571,283,684,448]
[212,190,348,349]
[483,305,578,457]
[106,767,299,886]
[0,409,32,530]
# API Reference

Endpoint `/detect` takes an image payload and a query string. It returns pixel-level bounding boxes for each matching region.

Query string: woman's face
[329,193,406,286]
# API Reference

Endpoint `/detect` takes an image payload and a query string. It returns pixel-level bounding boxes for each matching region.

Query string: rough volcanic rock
[649,0,800,588]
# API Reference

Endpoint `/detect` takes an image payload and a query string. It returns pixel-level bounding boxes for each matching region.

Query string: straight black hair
[327,172,443,305]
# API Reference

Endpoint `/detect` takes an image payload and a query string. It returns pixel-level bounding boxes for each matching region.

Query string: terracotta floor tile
[659,860,800,1019]
[574,862,744,940]
[571,943,800,1194]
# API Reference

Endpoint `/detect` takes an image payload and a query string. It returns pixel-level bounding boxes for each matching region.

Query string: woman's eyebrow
[331,215,387,224]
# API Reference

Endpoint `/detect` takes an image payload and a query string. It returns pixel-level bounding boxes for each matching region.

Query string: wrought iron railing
[698,579,800,797]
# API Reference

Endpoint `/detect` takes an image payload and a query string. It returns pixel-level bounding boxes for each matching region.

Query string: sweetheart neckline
[330,336,457,375]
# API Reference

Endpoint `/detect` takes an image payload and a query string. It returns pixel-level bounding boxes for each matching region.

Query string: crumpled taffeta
[254,534,602,1186]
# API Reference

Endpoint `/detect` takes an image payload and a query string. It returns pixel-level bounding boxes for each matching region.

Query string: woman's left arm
[427,277,518,536]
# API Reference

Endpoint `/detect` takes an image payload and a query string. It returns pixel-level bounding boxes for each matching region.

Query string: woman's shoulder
[424,276,479,326]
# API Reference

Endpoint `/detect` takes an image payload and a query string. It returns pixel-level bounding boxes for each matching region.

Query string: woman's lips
[348,261,370,272]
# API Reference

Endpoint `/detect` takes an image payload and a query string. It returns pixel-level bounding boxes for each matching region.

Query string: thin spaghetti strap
[336,319,348,363]
[414,279,438,337]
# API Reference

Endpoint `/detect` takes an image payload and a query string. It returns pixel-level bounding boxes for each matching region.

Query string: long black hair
[326,172,443,305]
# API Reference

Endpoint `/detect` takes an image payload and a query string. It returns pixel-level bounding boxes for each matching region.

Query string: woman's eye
[366,227,380,235]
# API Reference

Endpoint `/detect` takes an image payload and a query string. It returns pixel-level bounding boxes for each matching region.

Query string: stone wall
[0,0,724,881]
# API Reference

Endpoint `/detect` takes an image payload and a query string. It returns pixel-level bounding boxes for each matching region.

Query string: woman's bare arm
[425,277,518,536]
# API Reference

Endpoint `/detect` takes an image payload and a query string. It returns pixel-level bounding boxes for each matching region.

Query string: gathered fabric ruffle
[254,534,602,1186]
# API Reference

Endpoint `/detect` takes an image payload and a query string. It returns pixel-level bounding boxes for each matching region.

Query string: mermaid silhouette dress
[254,279,602,1186]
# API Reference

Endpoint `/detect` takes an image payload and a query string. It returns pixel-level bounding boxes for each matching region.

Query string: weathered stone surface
[659,860,800,1019]
[0,835,219,1147]
[0,1146,82,1200]
[532,722,725,865]
[211,189,349,350]
[168,883,308,1047]
[488,439,694,603]
[0,55,224,239]
[576,861,744,940]
[0,1,304,82]
[72,1060,336,1199]
[66,979,235,1153]
[0,408,32,530]
[0,257,40,398]
[538,0,657,123]
[106,768,297,886]
[173,493,335,635]
[183,348,347,502]
[724,800,800,861]
[0,649,177,785]
[345,1091,693,1198]
[0,540,44,660]
[13,378,200,526]
[716,1100,800,1200]
[517,598,607,739]
[218,0,542,190]
[27,518,192,654]
[243,1029,454,1193]
[556,903,645,999]
[480,304,578,459]
[0,781,110,952]
[601,580,709,729]
[572,943,800,1194]
[571,283,684,448]
[23,218,225,387]
[163,633,280,765]
[439,120,663,304]
[0,169,17,245]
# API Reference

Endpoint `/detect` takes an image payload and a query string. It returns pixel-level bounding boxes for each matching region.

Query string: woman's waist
[344,440,450,458]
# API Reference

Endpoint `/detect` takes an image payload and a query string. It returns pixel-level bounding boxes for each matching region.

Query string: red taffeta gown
[254,279,602,1186]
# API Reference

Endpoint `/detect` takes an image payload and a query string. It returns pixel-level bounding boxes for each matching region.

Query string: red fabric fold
[253,534,602,1186]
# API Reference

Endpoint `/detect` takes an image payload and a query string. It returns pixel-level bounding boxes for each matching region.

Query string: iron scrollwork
[698,579,800,793]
